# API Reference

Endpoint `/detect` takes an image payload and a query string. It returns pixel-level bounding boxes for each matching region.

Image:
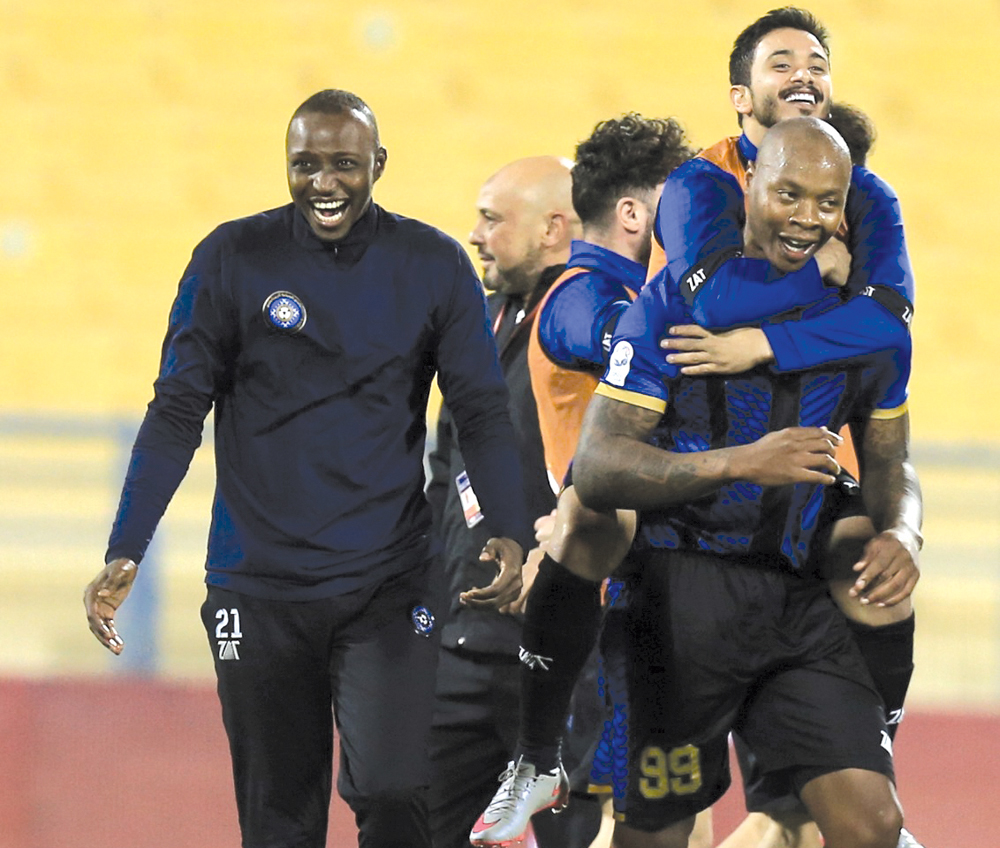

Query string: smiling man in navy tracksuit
[83,89,532,848]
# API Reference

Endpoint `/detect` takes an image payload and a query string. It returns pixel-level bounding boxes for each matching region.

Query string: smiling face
[733,27,833,146]
[469,177,546,296]
[743,119,850,274]
[468,157,576,297]
[286,109,387,242]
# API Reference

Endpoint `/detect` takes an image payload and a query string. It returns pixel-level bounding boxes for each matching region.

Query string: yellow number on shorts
[668,744,702,795]
[638,744,703,799]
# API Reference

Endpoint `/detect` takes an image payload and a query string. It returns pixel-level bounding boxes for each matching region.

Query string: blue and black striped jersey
[596,274,907,571]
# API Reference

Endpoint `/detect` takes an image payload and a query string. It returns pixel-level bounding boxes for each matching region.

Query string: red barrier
[0,677,993,848]
[0,677,355,848]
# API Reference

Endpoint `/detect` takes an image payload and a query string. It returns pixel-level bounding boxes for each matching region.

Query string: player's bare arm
[459,536,525,610]
[851,413,923,606]
[83,557,138,655]
[573,393,842,513]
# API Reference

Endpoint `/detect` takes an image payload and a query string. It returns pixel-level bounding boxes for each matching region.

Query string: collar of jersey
[738,133,758,162]
[567,240,645,290]
[292,200,379,264]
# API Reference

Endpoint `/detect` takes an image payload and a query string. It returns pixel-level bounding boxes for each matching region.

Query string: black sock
[516,554,603,771]
[848,613,915,740]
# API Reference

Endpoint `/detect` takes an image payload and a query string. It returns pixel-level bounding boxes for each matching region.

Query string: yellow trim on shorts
[870,400,908,420]
[595,382,667,414]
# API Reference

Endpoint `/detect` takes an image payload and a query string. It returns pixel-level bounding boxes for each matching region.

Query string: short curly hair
[729,7,831,87]
[572,113,697,226]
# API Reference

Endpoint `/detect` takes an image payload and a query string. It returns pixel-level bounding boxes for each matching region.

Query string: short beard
[751,91,829,128]
[485,257,543,297]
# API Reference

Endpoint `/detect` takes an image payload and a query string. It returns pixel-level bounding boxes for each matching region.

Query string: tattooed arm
[572,393,843,513]
[847,413,923,606]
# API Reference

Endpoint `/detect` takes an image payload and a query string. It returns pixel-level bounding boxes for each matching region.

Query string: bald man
[571,117,916,848]
[425,157,601,848]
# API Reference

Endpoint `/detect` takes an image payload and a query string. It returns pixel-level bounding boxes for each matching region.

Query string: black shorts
[606,549,892,833]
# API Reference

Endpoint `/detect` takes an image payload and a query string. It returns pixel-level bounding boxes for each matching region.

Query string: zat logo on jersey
[684,267,707,295]
[605,341,634,387]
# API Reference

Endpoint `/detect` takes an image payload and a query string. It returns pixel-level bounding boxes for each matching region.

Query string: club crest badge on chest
[262,291,307,333]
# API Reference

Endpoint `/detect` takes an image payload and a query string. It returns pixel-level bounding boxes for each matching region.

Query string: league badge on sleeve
[605,341,634,387]
[262,291,308,333]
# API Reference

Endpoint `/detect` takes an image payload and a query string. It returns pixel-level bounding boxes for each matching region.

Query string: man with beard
[652,9,921,848]
[426,156,603,848]
[471,9,923,848]
[471,113,699,848]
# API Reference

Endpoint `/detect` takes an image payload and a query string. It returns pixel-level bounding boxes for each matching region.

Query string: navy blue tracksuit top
[107,201,532,600]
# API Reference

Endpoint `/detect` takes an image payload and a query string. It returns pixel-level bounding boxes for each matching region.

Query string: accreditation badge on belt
[456,470,484,528]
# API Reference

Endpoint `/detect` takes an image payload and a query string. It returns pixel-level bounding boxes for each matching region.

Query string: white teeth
[313,199,348,216]
[785,91,816,104]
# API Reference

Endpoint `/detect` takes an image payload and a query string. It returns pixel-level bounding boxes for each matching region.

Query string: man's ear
[542,212,569,246]
[731,84,753,119]
[373,147,388,182]
[616,197,642,235]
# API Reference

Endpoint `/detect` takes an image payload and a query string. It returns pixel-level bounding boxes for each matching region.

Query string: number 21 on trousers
[215,607,243,660]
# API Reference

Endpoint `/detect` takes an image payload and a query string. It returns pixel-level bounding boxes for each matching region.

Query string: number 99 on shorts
[639,744,703,799]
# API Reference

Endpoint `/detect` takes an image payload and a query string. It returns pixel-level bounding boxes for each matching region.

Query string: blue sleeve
[433,246,534,552]
[763,168,915,371]
[602,272,686,404]
[658,159,827,327]
[843,167,915,302]
[855,347,910,419]
[763,294,911,373]
[538,273,633,371]
[875,346,910,413]
[106,229,237,564]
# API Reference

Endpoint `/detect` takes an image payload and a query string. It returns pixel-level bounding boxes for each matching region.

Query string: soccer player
[82,89,533,848]
[471,114,699,847]
[574,116,919,848]
[474,9,923,846]
[426,155,605,848]
[655,10,920,845]
[717,98,885,848]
